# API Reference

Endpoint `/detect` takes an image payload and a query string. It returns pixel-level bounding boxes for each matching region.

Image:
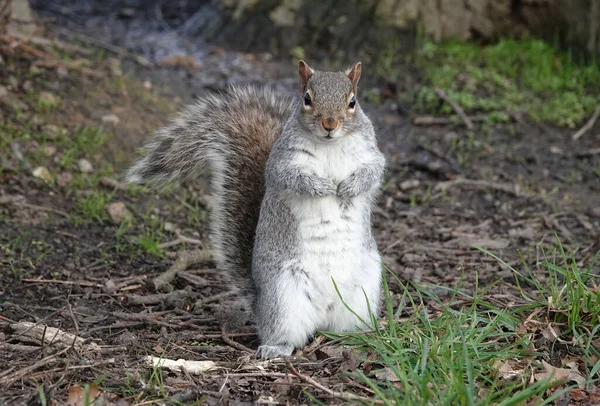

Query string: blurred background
[1,1,599,404]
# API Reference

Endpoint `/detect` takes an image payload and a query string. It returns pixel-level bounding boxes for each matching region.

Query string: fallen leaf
[32,166,52,181]
[492,360,525,380]
[66,384,101,406]
[373,366,401,382]
[78,158,94,173]
[533,360,585,387]
[144,355,219,374]
[569,388,588,401]
[107,202,133,224]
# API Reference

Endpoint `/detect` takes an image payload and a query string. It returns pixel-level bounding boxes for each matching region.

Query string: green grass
[135,230,163,257]
[58,126,110,169]
[325,237,598,404]
[412,38,600,128]
[76,190,114,224]
[481,236,600,371]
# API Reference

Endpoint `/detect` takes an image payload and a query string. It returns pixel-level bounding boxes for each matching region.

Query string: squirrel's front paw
[313,177,337,196]
[256,344,294,359]
[337,177,359,200]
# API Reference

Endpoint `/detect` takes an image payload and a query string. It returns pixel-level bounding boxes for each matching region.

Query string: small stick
[100,176,128,191]
[572,104,600,140]
[196,291,234,306]
[433,178,524,198]
[0,347,71,388]
[413,114,488,126]
[151,249,211,292]
[220,325,254,354]
[123,288,191,306]
[22,203,69,218]
[285,359,388,404]
[22,279,103,288]
[8,32,94,55]
[192,332,257,340]
[575,147,600,157]
[55,27,152,67]
[434,88,475,130]
[158,232,203,250]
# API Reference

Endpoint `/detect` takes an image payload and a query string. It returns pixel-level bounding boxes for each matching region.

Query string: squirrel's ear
[346,62,362,94]
[298,60,313,93]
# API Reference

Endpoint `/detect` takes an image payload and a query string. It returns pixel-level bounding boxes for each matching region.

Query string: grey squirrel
[126,61,386,359]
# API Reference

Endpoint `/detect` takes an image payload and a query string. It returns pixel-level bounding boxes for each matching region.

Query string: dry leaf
[533,360,585,387]
[66,384,101,406]
[373,367,401,382]
[569,388,588,401]
[492,360,525,380]
[145,356,219,374]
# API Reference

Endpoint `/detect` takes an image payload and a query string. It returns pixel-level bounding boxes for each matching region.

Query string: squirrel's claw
[256,344,294,359]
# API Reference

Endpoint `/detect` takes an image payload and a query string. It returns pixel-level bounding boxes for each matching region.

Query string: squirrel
[126,60,386,359]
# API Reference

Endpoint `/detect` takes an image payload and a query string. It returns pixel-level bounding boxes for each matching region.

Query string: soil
[0,2,599,405]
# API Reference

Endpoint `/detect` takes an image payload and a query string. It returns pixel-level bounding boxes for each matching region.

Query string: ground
[1,6,600,406]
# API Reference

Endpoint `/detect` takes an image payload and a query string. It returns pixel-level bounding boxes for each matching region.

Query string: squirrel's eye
[348,96,356,109]
[304,93,312,107]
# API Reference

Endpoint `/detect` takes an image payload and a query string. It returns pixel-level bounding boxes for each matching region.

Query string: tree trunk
[190,0,600,57]
[0,0,11,35]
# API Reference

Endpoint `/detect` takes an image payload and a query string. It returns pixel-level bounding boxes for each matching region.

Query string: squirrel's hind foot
[256,344,294,359]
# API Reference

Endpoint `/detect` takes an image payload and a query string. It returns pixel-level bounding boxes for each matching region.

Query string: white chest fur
[287,135,371,290]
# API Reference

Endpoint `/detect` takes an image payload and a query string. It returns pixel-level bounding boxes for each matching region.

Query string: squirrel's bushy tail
[127,87,291,303]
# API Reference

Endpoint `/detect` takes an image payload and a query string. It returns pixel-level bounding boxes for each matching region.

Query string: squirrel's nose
[321,117,339,132]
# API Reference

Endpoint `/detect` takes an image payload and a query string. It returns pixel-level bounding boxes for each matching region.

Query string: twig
[433,88,474,130]
[196,291,234,306]
[0,343,40,353]
[0,347,71,388]
[8,32,94,55]
[220,325,254,354]
[123,288,192,306]
[112,311,191,329]
[0,196,69,218]
[33,59,103,78]
[22,203,69,218]
[9,322,85,349]
[22,278,103,288]
[575,147,600,157]
[158,232,204,249]
[285,359,388,404]
[54,27,152,67]
[433,178,525,198]
[100,176,128,191]
[413,114,488,126]
[572,104,600,140]
[151,249,211,292]
[192,332,257,340]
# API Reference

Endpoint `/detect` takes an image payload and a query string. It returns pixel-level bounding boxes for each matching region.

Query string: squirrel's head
[297,60,362,142]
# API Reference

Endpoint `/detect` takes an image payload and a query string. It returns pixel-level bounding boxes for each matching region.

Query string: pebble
[32,166,52,181]
[164,222,175,232]
[108,58,123,77]
[399,179,420,191]
[42,125,61,140]
[56,172,72,187]
[550,146,563,154]
[42,145,57,157]
[38,91,58,106]
[107,202,133,225]
[101,114,120,125]
[78,158,93,173]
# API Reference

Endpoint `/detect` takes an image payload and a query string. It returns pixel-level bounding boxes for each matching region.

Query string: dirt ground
[1,3,600,405]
